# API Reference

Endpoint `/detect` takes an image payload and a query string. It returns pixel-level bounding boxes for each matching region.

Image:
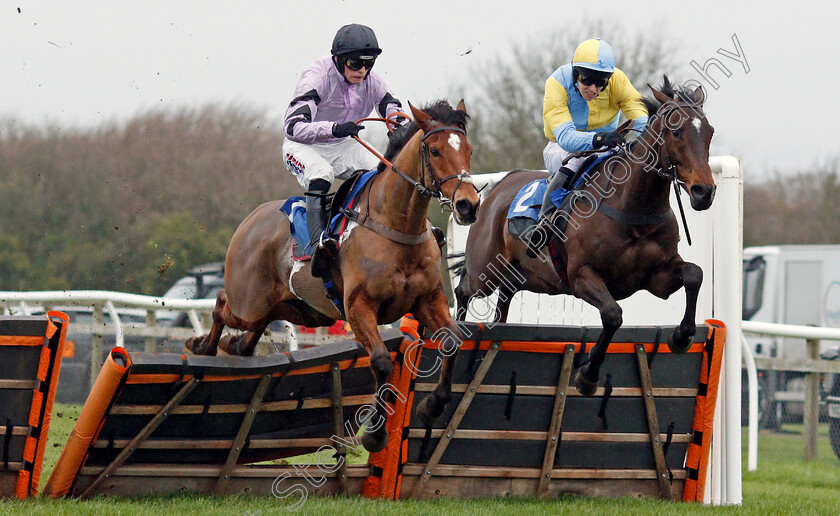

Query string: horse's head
[648,77,716,211]
[409,100,480,225]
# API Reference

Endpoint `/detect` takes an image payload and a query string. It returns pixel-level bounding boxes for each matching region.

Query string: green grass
[2,403,839,515]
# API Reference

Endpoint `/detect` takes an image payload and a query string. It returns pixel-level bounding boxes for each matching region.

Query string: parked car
[158,262,225,327]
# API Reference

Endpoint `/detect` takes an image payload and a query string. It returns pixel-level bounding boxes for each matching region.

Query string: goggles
[345,56,376,71]
[578,74,610,89]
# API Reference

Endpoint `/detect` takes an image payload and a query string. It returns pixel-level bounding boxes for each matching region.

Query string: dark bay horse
[186,100,480,452]
[454,77,715,395]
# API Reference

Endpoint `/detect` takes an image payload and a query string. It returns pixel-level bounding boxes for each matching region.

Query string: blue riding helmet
[571,38,615,75]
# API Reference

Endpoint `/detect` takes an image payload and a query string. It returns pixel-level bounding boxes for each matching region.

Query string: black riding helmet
[331,24,382,76]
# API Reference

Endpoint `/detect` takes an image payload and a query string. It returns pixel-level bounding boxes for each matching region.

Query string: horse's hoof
[416,395,441,427]
[185,337,204,355]
[667,329,693,354]
[574,369,598,396]
[361,428,388,454]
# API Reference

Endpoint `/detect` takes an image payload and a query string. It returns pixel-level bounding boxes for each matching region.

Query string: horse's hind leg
[570,266,622,395]
[185,290,229,356]
[493,281,516,324]
[455,269,515,324]
[218,320,269,356]
[413,287,464,426]
[648,258,703,353]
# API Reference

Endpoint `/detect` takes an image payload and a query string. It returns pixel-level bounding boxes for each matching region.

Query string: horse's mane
[628,75,703,155]
[640,75,702,117]
[376,100,470,172]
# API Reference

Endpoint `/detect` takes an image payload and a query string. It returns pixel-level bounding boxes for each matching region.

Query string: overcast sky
[2,1,837,178]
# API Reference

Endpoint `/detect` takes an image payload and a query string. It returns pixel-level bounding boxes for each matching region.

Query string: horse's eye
[672,129,682,138]
[430,148,442,157]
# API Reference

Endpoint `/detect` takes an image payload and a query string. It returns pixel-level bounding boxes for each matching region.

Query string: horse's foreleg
[571,267,622,395]
[412,287,463,426]
[185,290,229,356]
[649,259,703,353]
[346,294,393,454]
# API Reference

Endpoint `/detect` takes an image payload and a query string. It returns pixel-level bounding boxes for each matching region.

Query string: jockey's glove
[333,121,365,138]
[592,131,625,149]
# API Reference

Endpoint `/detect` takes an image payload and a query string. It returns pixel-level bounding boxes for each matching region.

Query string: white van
[742,245,840,425]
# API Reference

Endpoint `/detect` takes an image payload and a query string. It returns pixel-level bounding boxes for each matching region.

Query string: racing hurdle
[44,328,405,498]
[44,316,724,503]
[0,313,68,499]
[388,318,725,501]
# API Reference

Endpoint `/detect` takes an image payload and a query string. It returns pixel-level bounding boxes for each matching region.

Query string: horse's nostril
[691,184,715,201]
[455,200,473,216]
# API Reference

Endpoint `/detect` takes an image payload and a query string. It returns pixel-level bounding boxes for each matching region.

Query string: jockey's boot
[431,226,446,249]
[306,179,338,278]
[525,168,572,258]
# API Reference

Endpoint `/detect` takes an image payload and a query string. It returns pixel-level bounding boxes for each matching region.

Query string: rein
[585,102,700,244]
[352,116,475,210]
[652,102,705,245]
[345,114,472,245]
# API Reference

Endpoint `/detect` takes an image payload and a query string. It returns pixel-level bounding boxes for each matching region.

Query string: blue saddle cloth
[506,153,612,221]
[280,170,378,255]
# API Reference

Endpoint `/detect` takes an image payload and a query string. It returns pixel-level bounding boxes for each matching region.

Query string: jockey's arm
[376,91,409,125]
[543,78,595,153]
[283,68,335,144]
[611,71,650,135]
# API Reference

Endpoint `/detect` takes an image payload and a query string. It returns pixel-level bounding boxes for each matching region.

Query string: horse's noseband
[418,125,476,211]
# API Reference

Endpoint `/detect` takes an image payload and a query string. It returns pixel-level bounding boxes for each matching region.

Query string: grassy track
[2,403,838,515]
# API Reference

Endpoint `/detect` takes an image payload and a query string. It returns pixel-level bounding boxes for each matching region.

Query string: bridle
[418,125,474,211]
[351,115,476,212]
[647,100,708,245]
[649,101,706,182]
[589,99,707,246]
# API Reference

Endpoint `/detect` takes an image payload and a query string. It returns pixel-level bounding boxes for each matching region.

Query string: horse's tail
[446,252,466,279]
[486,168,544,194]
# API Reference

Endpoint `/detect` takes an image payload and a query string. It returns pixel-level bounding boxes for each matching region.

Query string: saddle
[280,170,379,260]
[507,152,610,240]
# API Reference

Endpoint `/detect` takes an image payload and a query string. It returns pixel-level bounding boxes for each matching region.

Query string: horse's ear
[456,99,467,114]
[409,101,432,127]
[648,84,672,106]
[692,85,706,107]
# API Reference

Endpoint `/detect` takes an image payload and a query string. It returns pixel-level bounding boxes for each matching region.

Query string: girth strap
[597,202,671,226]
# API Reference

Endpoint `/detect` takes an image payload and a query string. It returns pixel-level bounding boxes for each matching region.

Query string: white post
[710,156,744,505]
[742,334,759,471]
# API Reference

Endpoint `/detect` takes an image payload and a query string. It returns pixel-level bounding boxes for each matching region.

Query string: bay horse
[453,77,715,395]
[186,100,480,452]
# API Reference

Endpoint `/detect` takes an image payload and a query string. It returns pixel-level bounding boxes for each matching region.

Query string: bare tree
[744,159,840,245]
[459,20,686,172]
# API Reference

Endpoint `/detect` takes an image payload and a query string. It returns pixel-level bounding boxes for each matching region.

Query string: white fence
[0,290,356,390]
[741,321,840,471]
